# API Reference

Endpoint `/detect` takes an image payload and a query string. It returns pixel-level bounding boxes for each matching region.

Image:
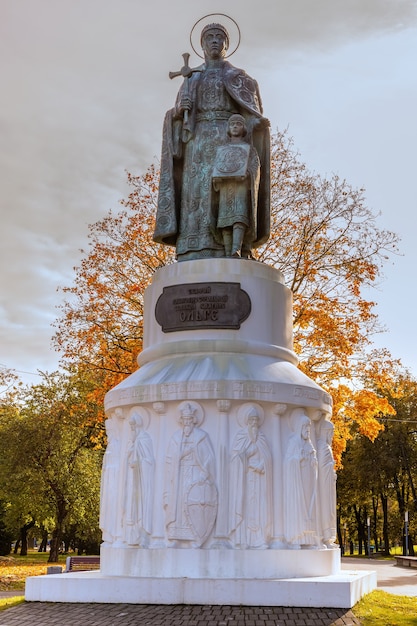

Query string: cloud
[1,0,417,381]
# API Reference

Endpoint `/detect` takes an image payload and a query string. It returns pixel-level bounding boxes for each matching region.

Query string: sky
[1,0,417,386]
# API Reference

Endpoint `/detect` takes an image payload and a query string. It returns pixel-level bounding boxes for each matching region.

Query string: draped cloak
[123,430,154,544]
[99,423,120,543]
[229,428,273,548]
[317,433,337,543]
[154,60,270,256]
[283,429,319,547]
[164,427,217,546]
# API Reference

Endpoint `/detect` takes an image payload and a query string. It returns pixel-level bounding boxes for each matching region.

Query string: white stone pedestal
[25,567,376,608]
[26,259,376,606]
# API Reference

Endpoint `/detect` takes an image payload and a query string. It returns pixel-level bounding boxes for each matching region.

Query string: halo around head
[178,400,204,427]
[289,407,310,433]
[128,406,150,430]
[190,14,241,59]
[320,419,334,433]
[237,402,265,427]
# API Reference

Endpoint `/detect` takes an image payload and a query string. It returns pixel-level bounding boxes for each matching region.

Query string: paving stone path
[0,602,361,625]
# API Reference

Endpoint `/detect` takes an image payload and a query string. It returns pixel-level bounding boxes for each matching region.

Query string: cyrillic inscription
[155,282,251,332]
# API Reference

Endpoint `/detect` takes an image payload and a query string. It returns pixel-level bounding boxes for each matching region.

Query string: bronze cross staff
[169,52,202,139]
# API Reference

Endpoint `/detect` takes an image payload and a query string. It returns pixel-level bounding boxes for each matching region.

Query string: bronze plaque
[155,282,251,332]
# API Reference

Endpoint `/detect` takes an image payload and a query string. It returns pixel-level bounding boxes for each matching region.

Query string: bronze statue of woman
[153,22,270,261]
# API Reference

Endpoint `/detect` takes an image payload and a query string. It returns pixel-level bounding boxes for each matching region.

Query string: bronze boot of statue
[222,229,233,257]
[231,223,245,257]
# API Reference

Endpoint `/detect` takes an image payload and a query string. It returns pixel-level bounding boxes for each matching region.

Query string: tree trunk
[400,443,417,508]
[372,495,379,551]
[336,513,344,555]
[393,477,415,556]
[38,529,48,552]
[48,498,68,563]
[19,518,35,556]
[380,493,391,556]
[353,505,364,555]
[48,529,61,563]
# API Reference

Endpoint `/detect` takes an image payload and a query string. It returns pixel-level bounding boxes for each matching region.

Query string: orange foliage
[53,131,400,460]
[0,556,47,591]
[53,165,175,413]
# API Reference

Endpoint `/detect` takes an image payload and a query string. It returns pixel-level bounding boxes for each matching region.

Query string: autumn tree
[53,165,175,414]
[258,132,399,461]
[337,370,417,555]
[337,430,392,556]
[376,373,417,555]
[0,370,103,562]
[0,366,20,398]
[53,130,400,463]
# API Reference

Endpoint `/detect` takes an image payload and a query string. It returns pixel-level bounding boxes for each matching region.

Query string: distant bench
[65,556,100,572]
[395,556,417,569]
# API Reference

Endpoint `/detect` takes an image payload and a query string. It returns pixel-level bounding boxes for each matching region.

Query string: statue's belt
[196,110,238,122]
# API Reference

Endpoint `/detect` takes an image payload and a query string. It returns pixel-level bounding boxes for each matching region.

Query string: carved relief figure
[154,22,270,260]
[284,408,319,548]
[317,418,337,548]
[122,409,155,546]
[229,404,272,548]
[212,114,261,257]
[99,417,121,543]
[164,402,217,547]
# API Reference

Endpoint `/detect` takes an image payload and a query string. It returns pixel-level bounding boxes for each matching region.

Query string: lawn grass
[0,551,64,591]
[354,590,417,625]
[0,596,25,612]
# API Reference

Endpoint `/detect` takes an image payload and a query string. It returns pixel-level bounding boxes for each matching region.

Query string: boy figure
[212,114,261,257]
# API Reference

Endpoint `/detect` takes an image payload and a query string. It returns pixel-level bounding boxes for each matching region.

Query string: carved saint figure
[284,408,319,549]
[164,402,217,547]
[122,410,155,546]
[99,417,121,543]
[229,404,272,548]
[212,114,261,257]
[317,418,337,548]
[154,22,270,260]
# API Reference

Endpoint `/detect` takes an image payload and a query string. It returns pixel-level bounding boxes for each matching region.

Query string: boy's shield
[186,479,218,546]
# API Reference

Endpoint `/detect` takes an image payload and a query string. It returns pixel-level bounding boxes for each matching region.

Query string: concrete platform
[25,568,376,608]
[100,546,341,578]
